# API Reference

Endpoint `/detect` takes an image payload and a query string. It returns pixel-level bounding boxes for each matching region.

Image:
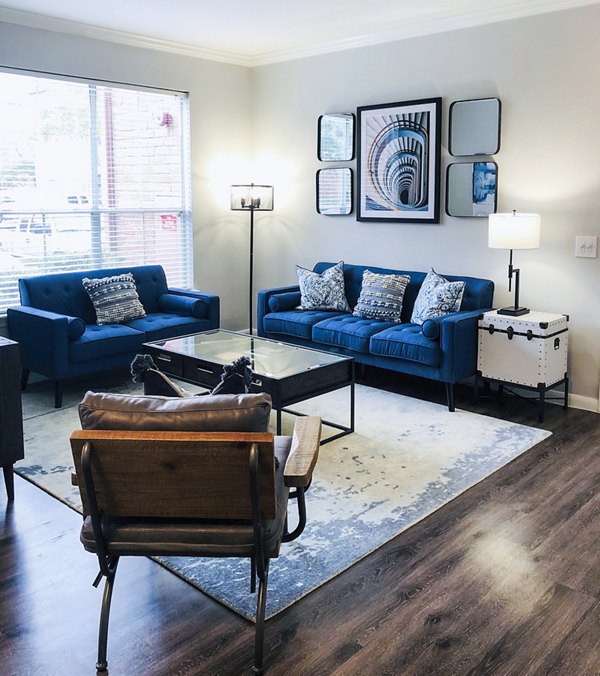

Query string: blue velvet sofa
[257,262,494,411]
[7,265,219,407]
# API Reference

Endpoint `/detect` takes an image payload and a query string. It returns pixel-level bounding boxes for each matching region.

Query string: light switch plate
[575,235,597,258]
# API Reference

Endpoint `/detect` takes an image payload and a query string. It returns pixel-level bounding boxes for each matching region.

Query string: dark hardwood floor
[1,372,599,675]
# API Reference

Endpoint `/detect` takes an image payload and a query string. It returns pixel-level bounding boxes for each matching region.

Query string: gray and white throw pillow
[352,270,410,323]
[82,273,146,325]
[296,261,350,312]
[411,268,465,325]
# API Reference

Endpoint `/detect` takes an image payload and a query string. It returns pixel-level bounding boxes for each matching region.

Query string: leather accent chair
[71,391,321,674]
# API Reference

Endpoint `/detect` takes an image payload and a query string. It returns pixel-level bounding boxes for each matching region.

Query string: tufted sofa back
[18,265,170,324]
[312,262,494,324]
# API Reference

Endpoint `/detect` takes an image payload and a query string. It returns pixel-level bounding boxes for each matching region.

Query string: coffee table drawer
[183,358,221,388]
[149,349,184,377]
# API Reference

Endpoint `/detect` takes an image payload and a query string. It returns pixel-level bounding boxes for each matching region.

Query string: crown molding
[248,0,600,66]
[0,7,253,66]
[0,0,597,68]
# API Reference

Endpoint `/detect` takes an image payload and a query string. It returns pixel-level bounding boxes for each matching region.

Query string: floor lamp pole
[249,206,255,336]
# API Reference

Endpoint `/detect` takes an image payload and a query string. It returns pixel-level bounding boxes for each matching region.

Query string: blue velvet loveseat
[7,265,219,407]
[257,262,494,411]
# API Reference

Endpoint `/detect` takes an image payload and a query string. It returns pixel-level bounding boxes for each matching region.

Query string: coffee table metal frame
[143,330,355,444]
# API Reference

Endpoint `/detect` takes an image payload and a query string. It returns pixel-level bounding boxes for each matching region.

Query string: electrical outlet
[575,235,597,258]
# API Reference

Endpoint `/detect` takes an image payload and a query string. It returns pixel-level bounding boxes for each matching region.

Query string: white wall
[1,7,599,409]
[251,5,600,410]
[0,20,253,328]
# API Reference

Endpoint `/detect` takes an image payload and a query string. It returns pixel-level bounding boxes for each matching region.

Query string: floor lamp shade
[230,184,274,335]
[230,184,274,211]
[488,211,541,316]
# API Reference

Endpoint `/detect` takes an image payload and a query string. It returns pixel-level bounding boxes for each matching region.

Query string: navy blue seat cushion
[369,324,441,367]
[70,324,144,363]
[126,313,211,342]
[262,310,349,340]
[312,315,395,353]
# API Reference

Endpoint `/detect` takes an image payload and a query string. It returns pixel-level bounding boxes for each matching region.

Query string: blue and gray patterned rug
[17,377,551,621]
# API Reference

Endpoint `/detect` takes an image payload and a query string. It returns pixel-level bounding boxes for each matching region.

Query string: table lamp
[488,210,540,316]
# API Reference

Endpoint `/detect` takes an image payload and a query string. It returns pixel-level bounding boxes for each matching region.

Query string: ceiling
[0,0,596,66]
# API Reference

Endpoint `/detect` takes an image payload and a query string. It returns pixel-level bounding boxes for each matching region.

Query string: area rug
[17,378,551,621]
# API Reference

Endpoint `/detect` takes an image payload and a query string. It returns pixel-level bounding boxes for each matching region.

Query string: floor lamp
[488,210,540,316]
[230,184,274,335]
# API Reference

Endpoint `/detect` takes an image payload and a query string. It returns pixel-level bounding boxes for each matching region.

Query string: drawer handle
[196,366,214,375]
[506,326,514,340]
[156,354,172,363]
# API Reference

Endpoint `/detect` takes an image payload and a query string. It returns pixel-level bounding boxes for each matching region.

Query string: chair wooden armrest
[283,416,321,487]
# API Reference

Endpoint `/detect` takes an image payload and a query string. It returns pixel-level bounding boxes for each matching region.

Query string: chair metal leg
[282,487,307,542]
[252,559,269,675]
[96,559,119,672]
[250,555,256,593]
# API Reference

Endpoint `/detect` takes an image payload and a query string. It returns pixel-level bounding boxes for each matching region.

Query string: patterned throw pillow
[352,270,410,323]
[411,268,465,325]
[296,261,350,312]
[82,273,146,325]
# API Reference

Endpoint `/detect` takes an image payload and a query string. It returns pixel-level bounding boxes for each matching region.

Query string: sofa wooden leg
[445,382,455,412]
[54,380,63,409]
[3,464,15,501]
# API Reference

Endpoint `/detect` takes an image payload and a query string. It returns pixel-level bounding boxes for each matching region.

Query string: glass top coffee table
[144,329,355,444]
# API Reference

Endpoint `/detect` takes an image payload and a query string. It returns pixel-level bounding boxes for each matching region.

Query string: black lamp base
[497,306,530,316]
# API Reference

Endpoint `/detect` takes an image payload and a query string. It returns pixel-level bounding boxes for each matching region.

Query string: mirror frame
[448,97,501,157]
[445,161,498,218]
[317,113,355,162]
[316,167,353,215]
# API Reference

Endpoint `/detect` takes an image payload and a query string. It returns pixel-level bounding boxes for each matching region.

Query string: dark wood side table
[0,337,25,500]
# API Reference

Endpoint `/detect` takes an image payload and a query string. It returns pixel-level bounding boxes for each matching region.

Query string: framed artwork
[316,167,353,215]
[357,97,442,223]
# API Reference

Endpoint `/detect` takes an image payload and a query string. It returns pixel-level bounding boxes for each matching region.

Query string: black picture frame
[445,161,498,218]
[357,97,441,223]
[448,97,501,157]
[317,113,355,161]
[316,167,353,215]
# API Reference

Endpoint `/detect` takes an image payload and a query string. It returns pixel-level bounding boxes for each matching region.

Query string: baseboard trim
[565,392,599,413]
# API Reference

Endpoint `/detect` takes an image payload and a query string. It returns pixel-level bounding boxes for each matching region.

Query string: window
[0,71,193,313]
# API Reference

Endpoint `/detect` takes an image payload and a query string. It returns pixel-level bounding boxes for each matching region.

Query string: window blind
[0,70,193,313]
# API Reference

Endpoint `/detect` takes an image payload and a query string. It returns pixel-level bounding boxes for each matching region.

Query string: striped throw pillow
[82,273,146,325]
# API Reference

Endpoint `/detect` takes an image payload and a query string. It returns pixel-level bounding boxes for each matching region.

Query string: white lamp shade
[488,212,541,249]
[230,184,274,211]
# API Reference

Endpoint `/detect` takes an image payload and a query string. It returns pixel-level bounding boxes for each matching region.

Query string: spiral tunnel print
[366,112,430,212]
[358,98,440,223]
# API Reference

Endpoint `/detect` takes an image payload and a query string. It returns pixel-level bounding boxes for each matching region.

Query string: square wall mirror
[449,97,501,156]
[316,167,353,215]
[445,161,497,217]
[317,113,355,161]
